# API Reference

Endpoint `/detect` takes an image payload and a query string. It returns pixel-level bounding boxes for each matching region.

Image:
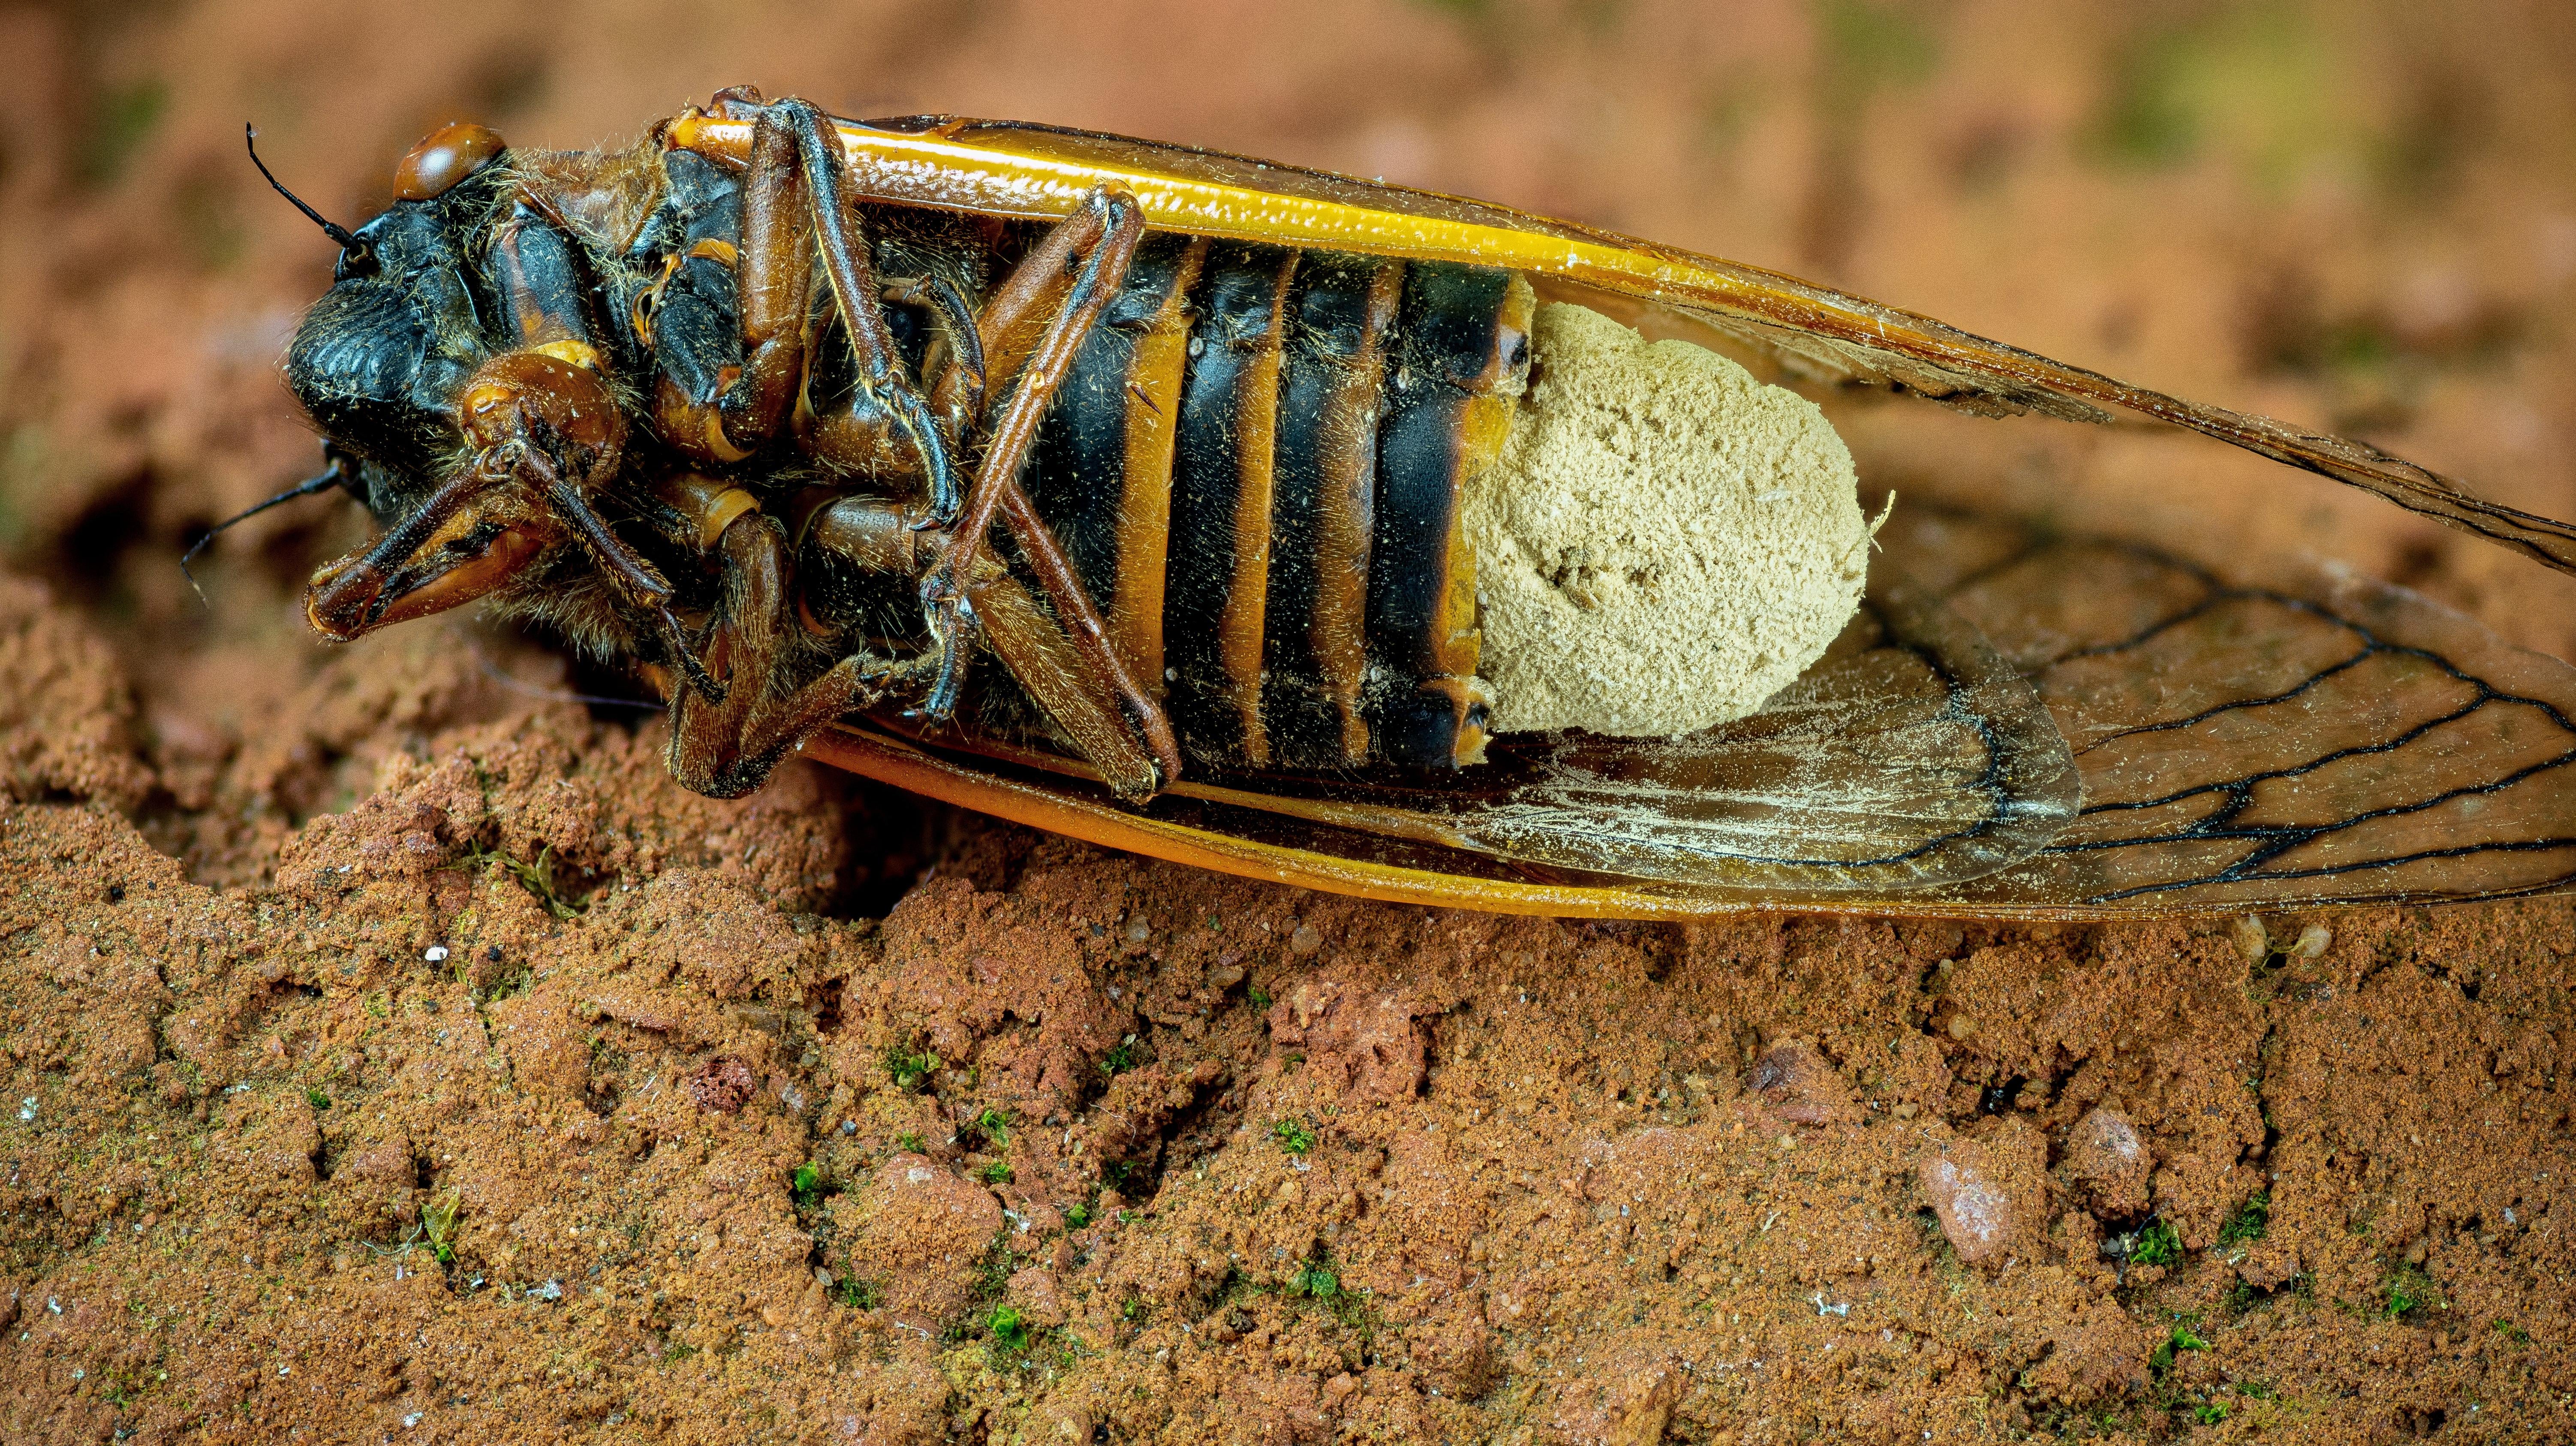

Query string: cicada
[224,87,2576,919]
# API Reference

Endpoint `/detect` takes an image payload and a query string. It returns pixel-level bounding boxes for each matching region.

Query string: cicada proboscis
[217,87,2576,919]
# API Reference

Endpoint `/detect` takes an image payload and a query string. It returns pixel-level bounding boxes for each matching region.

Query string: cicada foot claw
[658,607,729,706]
[905,575,978,723]
[849,651,941,721]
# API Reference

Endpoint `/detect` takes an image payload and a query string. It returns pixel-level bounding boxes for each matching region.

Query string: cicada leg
[666,503,926,798]
[907,184,1180,781]
[764,96,1173,783]
[797,495,1165,801]
[659,98,1174,789]
[769,98,962,512]
[301,341,728,707]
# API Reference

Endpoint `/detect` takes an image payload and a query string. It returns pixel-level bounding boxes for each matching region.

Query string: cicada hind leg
[662,489,930,798]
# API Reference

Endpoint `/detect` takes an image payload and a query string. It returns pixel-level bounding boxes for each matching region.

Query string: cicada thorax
[788,216,1533,777]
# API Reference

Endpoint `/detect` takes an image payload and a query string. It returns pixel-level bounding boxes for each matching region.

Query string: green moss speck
[421,1189,462,1266]
[2218,1193,2269,1248]
[882,1045,941,1092]
[2131,1219,2184,1267]
[988,1304,1029,1351]
[2149,1325,2209,1382]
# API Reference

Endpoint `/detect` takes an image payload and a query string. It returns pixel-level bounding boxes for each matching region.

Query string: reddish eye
[393,122,506,201]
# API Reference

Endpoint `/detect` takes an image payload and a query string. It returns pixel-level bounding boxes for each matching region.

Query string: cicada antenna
[181,450,355,608]
[244,124,367,254]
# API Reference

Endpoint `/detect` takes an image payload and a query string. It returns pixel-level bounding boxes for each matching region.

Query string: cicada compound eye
[393,121,506,202]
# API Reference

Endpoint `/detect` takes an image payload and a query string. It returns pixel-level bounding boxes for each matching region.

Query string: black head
[271,124,513,520]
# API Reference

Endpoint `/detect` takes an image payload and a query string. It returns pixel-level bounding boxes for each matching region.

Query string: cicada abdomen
[1050,240,1526,773]
[794,230,1534,776]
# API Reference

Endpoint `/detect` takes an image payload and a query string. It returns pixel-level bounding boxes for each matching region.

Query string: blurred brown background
[7,0,2576,666]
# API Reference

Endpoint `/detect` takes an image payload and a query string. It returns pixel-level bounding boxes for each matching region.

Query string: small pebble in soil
[2064,1106,2152,1219]
[1746,1042,1850,1125]
[423,946,448,964]
[1917,1141,2026,1267]
[685,1056,756,1114]
[2230,916,2268,963]
[1290,924,1323,955]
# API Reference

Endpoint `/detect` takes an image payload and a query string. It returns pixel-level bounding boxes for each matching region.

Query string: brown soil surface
[4,3,2576,1443]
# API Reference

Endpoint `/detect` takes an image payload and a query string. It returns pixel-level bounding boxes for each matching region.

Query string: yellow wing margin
[799,724,2033,922]
[665,110,2576,578]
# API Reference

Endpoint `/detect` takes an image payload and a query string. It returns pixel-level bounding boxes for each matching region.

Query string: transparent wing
[1878,511,2576,911]
[811,506,2576,917]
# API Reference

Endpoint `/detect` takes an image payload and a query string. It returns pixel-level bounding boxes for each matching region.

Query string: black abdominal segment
[1026,236,1529,773]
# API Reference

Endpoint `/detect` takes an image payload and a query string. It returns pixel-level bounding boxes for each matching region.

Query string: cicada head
[269,122,591,642]
[280,123,512,524]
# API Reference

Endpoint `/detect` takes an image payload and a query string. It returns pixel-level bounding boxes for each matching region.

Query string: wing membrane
[816,576,2077,912]
[1180,580,2079,894]
[811,509,2576,917]
[664,109,2576,578]
[1877,512,2576,911]
[1443,584,2075,889]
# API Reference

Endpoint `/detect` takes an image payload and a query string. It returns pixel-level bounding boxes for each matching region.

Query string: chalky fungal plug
[1465,301,1872,738]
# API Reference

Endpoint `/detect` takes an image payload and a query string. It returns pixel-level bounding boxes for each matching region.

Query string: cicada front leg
[301,339,728,705]
[307,180,740,703]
